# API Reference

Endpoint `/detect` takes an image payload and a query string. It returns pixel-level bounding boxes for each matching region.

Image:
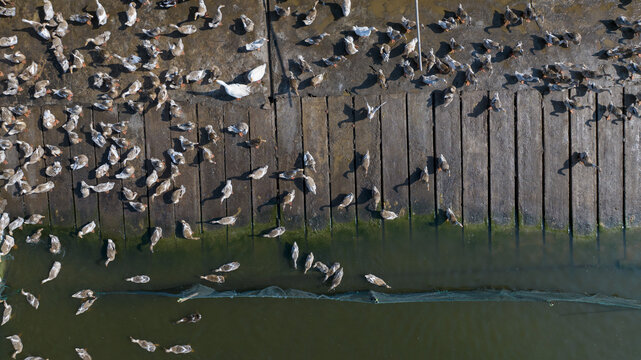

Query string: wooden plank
[94,109,125,241]
[223,103,252,234]
[42,105,75,230]
[570,89,597,236]
[593,87,624,229]
[354,95,382,226]
[2,114,23,219]
[543,90,570,231]
[301,97,330,231]
[275,98,304,229]
[118,105,149,245]
[170,103,201,238]
[198,104,227,236]
[144,106,176,240]
[626,86,641,227]
[461,90,488,225]
[327,96,356,225]
[435,89,462,223]
[489,90,515,227]
[18,106,49,226]
[407,91,435,220]
[70,107,100,238]
[248,106,278,234]
[516,90,543,228]
[380,93,409,217]
[597,88,623,229]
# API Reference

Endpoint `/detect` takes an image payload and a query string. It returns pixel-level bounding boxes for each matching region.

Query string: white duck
[216,80,251,99]
[247,64,266,83]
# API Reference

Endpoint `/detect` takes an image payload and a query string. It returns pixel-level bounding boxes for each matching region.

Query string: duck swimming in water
[165,345,193,354]
[176,312,202,324]
[105,239,116,267]
[215,261,240,272]
[41,261,61,284]
[6,334,22,359]
[365,274,391,288]
[130,337,158,352]
[76,297,97,315]
[126,275,151,283]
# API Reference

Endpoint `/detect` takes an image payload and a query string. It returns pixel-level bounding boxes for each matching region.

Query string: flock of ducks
[0,0,636,357]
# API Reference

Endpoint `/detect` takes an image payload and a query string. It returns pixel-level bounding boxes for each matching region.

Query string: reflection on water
[2,224,641,359]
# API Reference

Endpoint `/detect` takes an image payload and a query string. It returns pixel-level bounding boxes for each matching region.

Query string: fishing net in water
[104,284,641,310]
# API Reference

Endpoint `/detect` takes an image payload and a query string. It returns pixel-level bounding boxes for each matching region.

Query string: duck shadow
[483,11,504,34]
[435,41,451,58]
[451,71,466,88]
[557,155,575,176]
[433,209,449,226]
[326,2,344,21]
[201,180,228,204]
[426,22,444,34]
[392,176,410,193]
[257,194,280,212]
[14,27,49,45]
[350,73,377,94]
[388,63,404,82]
[600,19,619,33]
[612,64,629,83]
[587,102,607,126]
[355,186,373,206]
[326,193,350,210]
[549,99,568,116]
[494,46,512,63]
[337,103,356,128]
[135,228,154,252]
[619,0,632,9]
[117,11,130,30]
[365,46,382,66]
[467,96,489,117]
[529,35,546,54]
[230,18,246,36]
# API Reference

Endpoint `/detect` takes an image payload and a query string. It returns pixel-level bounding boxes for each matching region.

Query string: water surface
[2,225,641,359]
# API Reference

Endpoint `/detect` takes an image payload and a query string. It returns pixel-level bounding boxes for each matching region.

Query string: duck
[338,193,354,210]
[148,227,162,252]
[180,220,199,240]
[208,5,224,28]
[76,298,97,315]
[247,64,266,83]
[125,2,137,26]
[302,1,319,26]
[126,275,151,283]
[105,239,116,267]
[215,261,240,272]
[248,165,269,180]
[365,274,391,288]
[282,190,296,209]
[244,37,268,51]
[446,208,463,227]
[95,0,108,26]
[78,221,96,238]
[41,261,61,284]
[217,80,251,99]
[329,268,344,291]
[353,26,377,38]
[220,179,233,203]
[200,274,225,283]
[291,241,299,269]
[130,337,158,352]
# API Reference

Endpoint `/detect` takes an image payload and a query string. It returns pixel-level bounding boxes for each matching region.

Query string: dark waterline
[2,225,641,359]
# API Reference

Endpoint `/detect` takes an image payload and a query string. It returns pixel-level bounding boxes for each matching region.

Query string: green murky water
[2,224,641,359]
